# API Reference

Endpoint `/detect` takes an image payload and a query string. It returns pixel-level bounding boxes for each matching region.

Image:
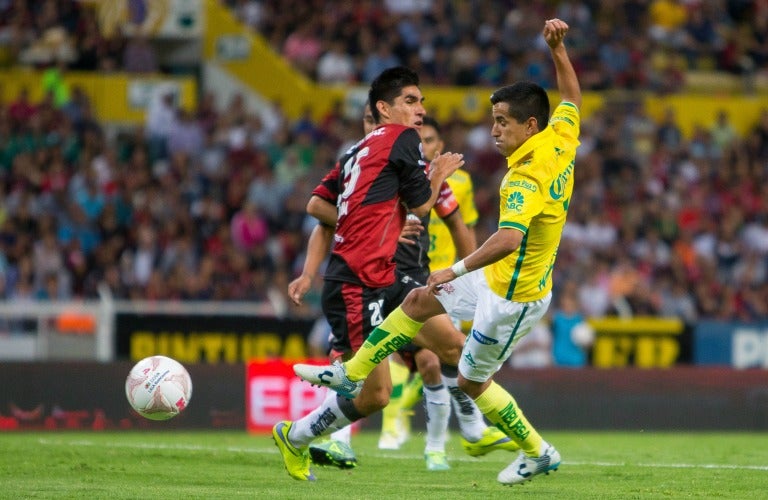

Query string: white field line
[36,438,768,471]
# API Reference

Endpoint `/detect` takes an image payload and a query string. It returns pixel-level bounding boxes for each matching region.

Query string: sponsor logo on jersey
[506,191,525,212]
[508,179,537,192]
[549,160,574,200]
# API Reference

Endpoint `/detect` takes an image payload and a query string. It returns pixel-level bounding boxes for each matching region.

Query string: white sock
[331,424,352,445]
[423,384,450,453]
[288,392,353,448]
[442,374,486,442]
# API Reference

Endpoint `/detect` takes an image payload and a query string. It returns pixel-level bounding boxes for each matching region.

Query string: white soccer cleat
[497,444,561,485]
[293,361,363,399]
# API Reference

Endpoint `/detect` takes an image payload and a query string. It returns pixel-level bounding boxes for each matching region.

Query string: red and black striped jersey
[312,124,432,287]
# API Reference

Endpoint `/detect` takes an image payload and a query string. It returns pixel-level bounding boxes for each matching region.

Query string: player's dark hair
[422,115,441,136]
[490,82,550,132]
[368,66,420,123]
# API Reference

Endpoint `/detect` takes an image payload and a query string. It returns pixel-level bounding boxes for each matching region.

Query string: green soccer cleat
[309,439,358,469]
[461,426,521,457]
[497,444,561,485]
[272,421,315,481]
[425,451,451,471]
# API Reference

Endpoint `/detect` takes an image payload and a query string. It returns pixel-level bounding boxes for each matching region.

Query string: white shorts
[434,270,552,383]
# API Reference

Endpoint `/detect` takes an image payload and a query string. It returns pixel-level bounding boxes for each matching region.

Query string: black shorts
[322,270,424,357]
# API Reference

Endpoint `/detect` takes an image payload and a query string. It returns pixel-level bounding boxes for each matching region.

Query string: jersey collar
[506,126,555,168]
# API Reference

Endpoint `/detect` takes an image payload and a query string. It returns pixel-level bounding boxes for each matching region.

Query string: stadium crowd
[0,0,767,335]
[231,0,768,93]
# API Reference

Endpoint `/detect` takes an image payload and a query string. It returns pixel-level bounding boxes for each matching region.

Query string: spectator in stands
[230,200,269,253]
[145,89,177,161]
[710,109,738,158]
[167,109,204,158]
[282,21,322,78]
[648,0,688,49]
[551,283,593,367]
[316,40,355,85]
[8,87,36,127]
[361,37,401,83]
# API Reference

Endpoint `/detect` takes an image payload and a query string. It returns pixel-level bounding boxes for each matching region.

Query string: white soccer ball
[570,321,595,348]
[125,355,193,421]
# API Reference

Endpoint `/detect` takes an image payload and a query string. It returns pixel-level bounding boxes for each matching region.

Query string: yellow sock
[345,307,423,380]
[381,359,410,434]
[400,372,423,410]
[474,381,543,456]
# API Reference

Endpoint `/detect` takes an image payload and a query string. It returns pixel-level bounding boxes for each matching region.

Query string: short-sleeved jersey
[427,169,478,272]
[312,124,432,287]
[484,101,581,302]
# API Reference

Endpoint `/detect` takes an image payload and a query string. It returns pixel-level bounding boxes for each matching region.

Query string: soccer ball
[125,355,193,421]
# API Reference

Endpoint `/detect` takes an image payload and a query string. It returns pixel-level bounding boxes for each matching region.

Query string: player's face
[419,124,443,162]
[377,85,425,129]
[491,102,537,157]
[362,105,375,135]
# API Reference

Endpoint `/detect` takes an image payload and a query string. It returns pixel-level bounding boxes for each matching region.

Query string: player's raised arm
[544,18,581,109]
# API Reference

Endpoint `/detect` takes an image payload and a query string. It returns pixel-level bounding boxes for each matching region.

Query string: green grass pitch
[1,430,767,499]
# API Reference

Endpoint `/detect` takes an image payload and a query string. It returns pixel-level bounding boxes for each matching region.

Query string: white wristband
[451,259,468,277]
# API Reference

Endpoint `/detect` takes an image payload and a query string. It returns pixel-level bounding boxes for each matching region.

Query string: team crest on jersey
[506,191,525,212]
[439,282,455,294]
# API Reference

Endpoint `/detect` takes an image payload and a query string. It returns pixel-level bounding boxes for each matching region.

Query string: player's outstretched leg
[272,421,315,481]
[293,360,363,399]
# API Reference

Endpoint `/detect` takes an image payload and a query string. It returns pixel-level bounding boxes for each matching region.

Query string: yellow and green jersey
[485,101,580,302]
[428,169,478,272]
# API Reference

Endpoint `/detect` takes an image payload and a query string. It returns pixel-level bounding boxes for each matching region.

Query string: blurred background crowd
[0,0,767,347]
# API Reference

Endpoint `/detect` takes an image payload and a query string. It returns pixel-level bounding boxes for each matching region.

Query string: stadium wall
[1,363,765,432]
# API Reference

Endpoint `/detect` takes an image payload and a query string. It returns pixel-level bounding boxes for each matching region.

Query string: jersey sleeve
[312,163,340,204]
[433,180,459,219]
[549,101,581,143]
[391,128,432,209]
[498,171,545,234]
[456,173,478,227]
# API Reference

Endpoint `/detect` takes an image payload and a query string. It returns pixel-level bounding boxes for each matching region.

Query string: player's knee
[440,344,462,366]
[457,375,485,400]
[365,388,391,412]
[416,352,441,382]
[357,383,391,414]
[401,287,436,322]
[429,332,463,366]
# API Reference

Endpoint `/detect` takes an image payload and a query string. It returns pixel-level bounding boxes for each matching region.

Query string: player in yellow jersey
[378,116,516,465]
[427,129,479,274]
[295,18,581,486]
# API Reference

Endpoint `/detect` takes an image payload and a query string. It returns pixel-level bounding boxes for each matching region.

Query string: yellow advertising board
[589,317,686,368]
[0,69,196,124]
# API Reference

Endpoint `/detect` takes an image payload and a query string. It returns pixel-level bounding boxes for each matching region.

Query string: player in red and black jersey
[272,67,464,481]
